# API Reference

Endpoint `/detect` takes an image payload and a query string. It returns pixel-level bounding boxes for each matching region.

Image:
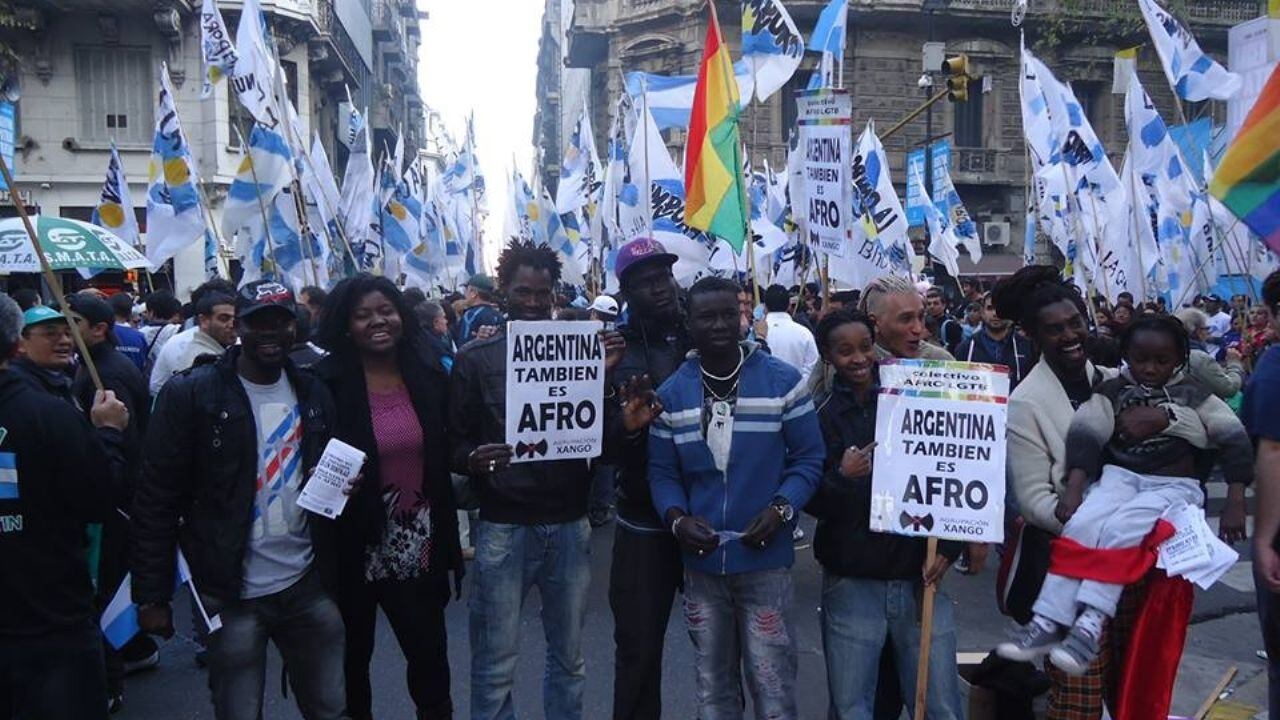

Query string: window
[1076,81,1105,132]
[228,60,299,149]
[953,78,984,148]
[75,47,152,145]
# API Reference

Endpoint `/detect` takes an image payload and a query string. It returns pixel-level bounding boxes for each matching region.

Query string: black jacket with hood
[131,348,339,605]
[0,369,123,635]
[314,342,464,599]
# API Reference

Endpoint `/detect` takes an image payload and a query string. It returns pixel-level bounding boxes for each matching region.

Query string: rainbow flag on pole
[1210,64,1280,254]
[684,1,749,253]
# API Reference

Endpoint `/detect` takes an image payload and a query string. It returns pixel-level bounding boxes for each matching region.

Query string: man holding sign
[449,240,624,720]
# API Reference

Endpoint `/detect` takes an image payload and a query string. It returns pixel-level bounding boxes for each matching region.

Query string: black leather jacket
[131,348,338,605]
[603,317,689,531]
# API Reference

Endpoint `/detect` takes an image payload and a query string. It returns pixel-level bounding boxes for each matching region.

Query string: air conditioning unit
[982,221,1011,247]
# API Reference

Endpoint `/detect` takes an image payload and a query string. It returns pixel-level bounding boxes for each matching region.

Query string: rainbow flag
[684,2,749,253]
[1210,63,1280,254]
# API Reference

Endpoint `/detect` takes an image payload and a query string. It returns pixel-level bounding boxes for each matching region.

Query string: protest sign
[505,320,605,463]
[796,89,851,257]
[904,140,952,227]
[869,359,1009,544]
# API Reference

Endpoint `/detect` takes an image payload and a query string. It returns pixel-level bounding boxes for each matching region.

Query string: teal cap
[22,305,65,328]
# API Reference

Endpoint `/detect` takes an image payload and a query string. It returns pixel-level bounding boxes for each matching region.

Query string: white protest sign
[796,88,852,257]
[505,320,605,463]
[869,359,1009,544]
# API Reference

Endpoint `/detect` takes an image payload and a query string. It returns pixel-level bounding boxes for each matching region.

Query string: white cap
[589,295,619,317]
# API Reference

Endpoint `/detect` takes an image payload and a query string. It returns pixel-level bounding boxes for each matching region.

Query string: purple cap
[615,237,678,282]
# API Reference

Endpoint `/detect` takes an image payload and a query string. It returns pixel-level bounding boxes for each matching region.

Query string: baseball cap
[615,237,678,282]
[236,280,297,319]
[466,273,495,294]
[22,305,65,329]
[589,295,619,317]
[67,293,115,327]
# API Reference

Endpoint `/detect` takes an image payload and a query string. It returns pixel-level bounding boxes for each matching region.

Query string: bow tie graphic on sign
[516,439,548,460]
[899,511,934,532]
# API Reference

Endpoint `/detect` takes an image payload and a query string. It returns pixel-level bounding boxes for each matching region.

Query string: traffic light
[941,54,971,103]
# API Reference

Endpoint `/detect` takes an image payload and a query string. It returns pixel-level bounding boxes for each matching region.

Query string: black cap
[236,280,297,319]
[67,293,115,327]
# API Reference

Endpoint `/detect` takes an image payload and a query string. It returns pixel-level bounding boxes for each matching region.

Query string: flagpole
[640,75,654,236]
[233,125,283,282]
[0,155,104,391]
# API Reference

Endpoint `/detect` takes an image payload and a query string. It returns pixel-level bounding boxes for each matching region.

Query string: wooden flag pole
[912,536,940,720]
[0,154,104,391]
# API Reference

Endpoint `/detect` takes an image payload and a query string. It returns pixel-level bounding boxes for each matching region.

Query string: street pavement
[118,509,1271,719]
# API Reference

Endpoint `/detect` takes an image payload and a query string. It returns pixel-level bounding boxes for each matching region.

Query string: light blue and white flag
[93,143,141,248]
[808,0,848,55]
[101,552,196,651]
[145,63,207,268]
[223,124,293,238]
[838,121,914,290]
[1125,70,1215,299]
[599,94,636,242]
[230,0,281,129]
[624,63,753,131]
[382,160,423,259]
[505,165,545,244]
[556,102,603,218]
[932,162,981,264]
[1137,0,1241,102]
[338,106,376,270]
[199,0,238,99]
[742,0,804,102]
[909,159,960,278]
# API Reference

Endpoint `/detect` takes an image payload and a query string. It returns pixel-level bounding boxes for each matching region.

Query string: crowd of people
[1,235,1279,720]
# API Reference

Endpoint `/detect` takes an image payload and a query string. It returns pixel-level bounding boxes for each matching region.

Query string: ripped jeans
[682,568,797,720]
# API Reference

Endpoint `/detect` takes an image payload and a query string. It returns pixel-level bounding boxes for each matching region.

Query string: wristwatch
[771,496,794,523]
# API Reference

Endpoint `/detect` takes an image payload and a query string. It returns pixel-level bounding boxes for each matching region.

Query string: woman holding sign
[807,309,964,720]
[315,275,464,720]
[997,267,1186,720]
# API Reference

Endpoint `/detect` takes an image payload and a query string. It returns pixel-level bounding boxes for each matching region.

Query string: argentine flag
[1137,0,1241,102]
[101,552,202,650]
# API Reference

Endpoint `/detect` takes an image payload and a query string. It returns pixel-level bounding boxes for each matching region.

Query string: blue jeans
[469,518,591,720]
[200,570,347,720]
[683,567,798,720]
[820,574,963,720]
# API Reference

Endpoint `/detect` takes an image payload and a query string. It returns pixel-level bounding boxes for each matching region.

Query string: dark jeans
[201,570,347,720]
[0,620,108,720]
[338,573,452,720]
[609,526,683,720]
[1257,565,1280,714]
[590,464,616,517]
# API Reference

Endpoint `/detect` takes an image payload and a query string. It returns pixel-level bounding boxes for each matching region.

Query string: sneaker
[996,619,1063,662]
[1049,625,1101,676]
[953,553,971,574]
[123,650,159,675]
[107,694,123,714]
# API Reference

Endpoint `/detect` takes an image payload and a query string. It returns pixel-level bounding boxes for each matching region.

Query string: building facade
[0,0,423,296]
[541,0,1254,276]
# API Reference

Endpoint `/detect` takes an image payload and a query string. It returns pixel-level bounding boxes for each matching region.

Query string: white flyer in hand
[296,438,366,519]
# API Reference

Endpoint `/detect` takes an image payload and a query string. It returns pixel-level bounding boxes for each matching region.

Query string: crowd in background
[2,237,1280,720]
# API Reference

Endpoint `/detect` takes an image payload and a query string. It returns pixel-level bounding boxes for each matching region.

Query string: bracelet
[671,516,684,537]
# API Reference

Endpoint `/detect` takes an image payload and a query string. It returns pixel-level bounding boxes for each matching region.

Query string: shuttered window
[75,46,152,145]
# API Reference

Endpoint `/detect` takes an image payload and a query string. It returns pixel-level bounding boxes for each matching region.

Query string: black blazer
[315,343,464,599]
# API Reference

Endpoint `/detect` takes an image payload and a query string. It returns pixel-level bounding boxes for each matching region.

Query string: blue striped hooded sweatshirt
[648,343,824,576]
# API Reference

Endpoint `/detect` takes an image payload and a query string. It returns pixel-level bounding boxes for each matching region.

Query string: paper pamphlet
[296,438,366,519]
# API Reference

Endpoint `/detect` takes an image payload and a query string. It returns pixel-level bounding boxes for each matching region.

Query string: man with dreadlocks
[450,240,625,720]
[999,314,1252,682]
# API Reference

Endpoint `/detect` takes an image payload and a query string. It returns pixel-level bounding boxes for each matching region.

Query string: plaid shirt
[1044,574,1150,719]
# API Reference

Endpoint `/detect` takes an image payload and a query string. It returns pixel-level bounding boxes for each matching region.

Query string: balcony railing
[943,0,1256,26]
[372,0,402,42]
